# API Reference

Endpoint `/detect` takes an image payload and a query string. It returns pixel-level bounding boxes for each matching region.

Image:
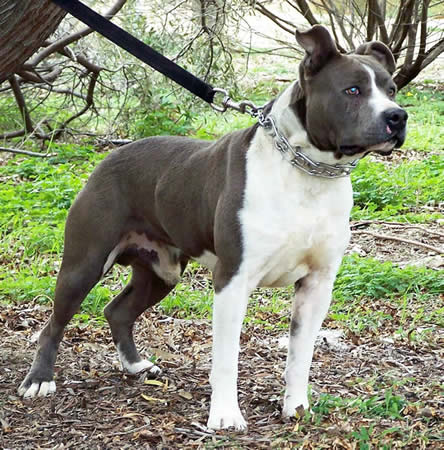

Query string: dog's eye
[388,87,396,97]
[345,86,360,96]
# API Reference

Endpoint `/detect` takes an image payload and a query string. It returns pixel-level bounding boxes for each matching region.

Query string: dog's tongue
[386,125,392,134]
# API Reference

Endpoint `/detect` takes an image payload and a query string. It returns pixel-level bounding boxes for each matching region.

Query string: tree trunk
[0,0,66,83]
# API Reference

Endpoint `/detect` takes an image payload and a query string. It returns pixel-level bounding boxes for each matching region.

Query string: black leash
[50,0,216,104]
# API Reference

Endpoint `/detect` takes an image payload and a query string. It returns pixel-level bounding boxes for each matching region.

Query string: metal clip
[211,87,263,118]
[210,88,230,113]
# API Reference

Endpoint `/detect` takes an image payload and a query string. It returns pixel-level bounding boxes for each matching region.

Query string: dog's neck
[267,81,361,167]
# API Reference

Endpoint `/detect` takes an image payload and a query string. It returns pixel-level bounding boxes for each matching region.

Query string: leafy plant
[351,154,443,220]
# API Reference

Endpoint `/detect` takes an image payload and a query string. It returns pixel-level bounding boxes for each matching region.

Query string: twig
[351,230,443,254]
[351,220,444,239]
[0,147,55,158]
[27,0,128,67]
[107,423,150,437]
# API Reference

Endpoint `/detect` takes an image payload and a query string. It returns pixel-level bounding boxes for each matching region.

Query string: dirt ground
[1,300,443,449]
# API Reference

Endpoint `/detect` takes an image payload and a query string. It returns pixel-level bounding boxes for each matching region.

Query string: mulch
[1,298,442,449]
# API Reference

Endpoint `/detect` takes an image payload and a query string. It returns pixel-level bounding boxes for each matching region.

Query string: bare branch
[352,230,443,254]
[293,0,318,26]
[0,147,54,157]
[367,0,377,41]
[55,71,99,137]
[254,3,296,35]
[0,129,26,140]
[9,75,33,133]
[27,0,128,67]
[391,0,416,57]
[370,0,389,44]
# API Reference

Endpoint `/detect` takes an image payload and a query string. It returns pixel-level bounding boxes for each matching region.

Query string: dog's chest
[239,140,353,287]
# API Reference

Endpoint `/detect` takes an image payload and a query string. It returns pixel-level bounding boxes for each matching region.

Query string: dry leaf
[178,390,193,400]
[144,379,164,387]
[140,394,167,404]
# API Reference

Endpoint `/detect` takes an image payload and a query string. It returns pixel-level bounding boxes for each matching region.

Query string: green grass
[312,389,407,420]
[397,85,444,152]
[351,154,443,221]
[331,256,444,335]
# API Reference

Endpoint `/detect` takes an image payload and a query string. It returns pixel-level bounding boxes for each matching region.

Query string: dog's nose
[384,108,408,132]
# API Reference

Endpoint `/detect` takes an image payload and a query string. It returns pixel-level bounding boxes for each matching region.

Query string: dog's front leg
[282,267,338,418]
[207,270,250,431]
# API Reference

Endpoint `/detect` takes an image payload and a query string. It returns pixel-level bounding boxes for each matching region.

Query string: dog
[19,25,407,430]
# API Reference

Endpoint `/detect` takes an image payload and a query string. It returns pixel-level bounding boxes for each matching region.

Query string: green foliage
[131,95,195,138]
[351,154,443,220]
[335,255,443,301]
[312,390,406,420]
[331,255,443,333]
[397,86,444,152]
[0,143,104,305]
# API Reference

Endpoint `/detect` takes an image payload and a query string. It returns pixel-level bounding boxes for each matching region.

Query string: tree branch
[352,230,443,254]
[391,0,416,58]
[254,3,296,35]
[9,75,33,133]
[293,0,318,26]
[0,147,54,157]
[373,0,389,43]
[54,71,99,137]
[26,0,128,68]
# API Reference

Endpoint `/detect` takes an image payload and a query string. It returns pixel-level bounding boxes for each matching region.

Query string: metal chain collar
[211,89,359,179]
[257,113,359,178]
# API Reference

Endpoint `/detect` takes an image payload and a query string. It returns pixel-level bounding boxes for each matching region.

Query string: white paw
[282,394,309,418]
[18,380,56,398]
[124,358,161,375]
[207,406,247,431]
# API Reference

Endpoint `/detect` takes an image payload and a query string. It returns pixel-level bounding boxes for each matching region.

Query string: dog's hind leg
[104,261,186,375]
[18,254,105,398]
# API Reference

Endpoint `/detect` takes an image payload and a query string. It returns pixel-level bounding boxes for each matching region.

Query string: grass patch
[330,255,443,334]
[312,389,407,420]
[351,154,443,221]
[397,85,444,152]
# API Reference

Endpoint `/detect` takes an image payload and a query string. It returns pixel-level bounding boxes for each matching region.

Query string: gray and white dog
[19,26,407,430]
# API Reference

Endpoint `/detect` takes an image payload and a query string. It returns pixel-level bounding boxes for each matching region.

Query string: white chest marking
[238,87,353,287]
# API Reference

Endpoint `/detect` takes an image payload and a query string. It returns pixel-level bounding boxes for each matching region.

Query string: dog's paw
[207,407,247,431]
[124,358,161,376]
[282,395,309,419]
[18,380,56,398]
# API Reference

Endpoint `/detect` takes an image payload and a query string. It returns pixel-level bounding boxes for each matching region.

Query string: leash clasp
[211,88,263,117]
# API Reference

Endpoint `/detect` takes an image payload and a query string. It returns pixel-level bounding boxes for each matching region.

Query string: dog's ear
[295,25,339,76]
[355,41,396,74]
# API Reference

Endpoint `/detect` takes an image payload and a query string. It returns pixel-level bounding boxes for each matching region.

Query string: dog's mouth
[339,137,400,157]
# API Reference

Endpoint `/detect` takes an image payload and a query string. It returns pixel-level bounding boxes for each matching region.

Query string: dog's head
[294,25,407,158]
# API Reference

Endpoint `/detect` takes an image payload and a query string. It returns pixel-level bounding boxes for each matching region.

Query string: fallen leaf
[144,379,164,387]
[178,390,193,400]
[141,394,167,404]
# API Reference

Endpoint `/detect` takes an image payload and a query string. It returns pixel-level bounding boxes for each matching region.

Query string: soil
[1,300,443,449]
